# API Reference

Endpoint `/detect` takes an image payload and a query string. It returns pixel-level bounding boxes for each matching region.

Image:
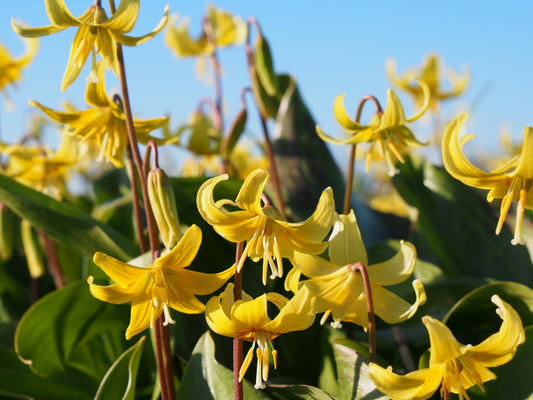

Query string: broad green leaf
[94,336,146,400]
[393,155,533,283]
[267,384,336,399]
[15,280,127,377]
[333,339,388,400]
[0,347,93,400]
[0,174,137,261]
[177,331,269,400]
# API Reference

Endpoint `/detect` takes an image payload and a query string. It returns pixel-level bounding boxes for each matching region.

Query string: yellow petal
[61,25,95,91]
[513,126,533,179]
[205,284,240,338]
[372,280,426,324]
[100,0,139,32]
[155,224,202,269]
[333,94,370,132]
[405,81,430,122]
[234,168,269,215]
[369,363,443,400]
[126,293,154,339]
[12,19,66,38]
[171,264,235,296]
[231,294,271,328]
[291,251,339,278]
[328,210,368,267]
[367,241,416,286]
[108,5,169,46]
[468,294,525,367]
[92,252,147,288]
[85,60,110,107]
[265,287,315,335]
[44,0,81,26]
[423,316,464,366]
[87,276,134,304]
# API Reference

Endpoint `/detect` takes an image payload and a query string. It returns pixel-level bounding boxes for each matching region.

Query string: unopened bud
[0,202,15,261]
[148,168,182,249]
[20,219,46,279]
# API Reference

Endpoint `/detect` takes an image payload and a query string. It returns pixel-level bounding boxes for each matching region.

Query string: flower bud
[20,219,46,279]
[0,202,15,261]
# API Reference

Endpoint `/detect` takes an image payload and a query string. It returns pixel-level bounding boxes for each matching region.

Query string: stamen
[511,188,527,245]
[239,345,255,382]
[320,309,332,325]
[263,236,279,280]
[387,139,404,164]
[496,193,513,235]
[162,303,175,326]
[255,348,265,389]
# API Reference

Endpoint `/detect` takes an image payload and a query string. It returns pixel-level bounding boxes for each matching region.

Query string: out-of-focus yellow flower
[369,295,524,400]
[172,110,222,156]
[197,168,335,284]
[0,134,78,198]
[165,5,247,58]
[30,61,169,168]
[206,283,315,389]
[443,113,533,245]
[88,224,235,340]
[12,0,169,91]
[317,85,430,176]
[387,53,469,111]
[227,144,269,180]
[289,211,425,328]
[0,37,38,101]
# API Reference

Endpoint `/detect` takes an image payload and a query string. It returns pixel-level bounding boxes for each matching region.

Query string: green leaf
[177,331,269,400]
[333,339,388,400]
[392,155,533,283]
[15,280,126,377]
[0,174,137,261]
[267,384,336,399]
[94,336,146,400]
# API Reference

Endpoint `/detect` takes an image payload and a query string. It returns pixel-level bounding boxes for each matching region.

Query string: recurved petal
[423,316,464,366]
[372,280,426,324]
[405,81,430,122]
[170,264,235,296]
[231,293,271,328]
[442,114,505,189]
[333,94,371,132]
[291,251,339,278]
[44,0,81,27]
[87,276,134,304]
[234,168,269,214]
[166,284,206,314]
[155,224,202,269]
[328,210,367,267]
[265,287,315,334]
[205,285,242,339]
[12,19,66,38]
[126,293,154,339]
[108,5,169,45]
[468,295,525,367]
[367,241,416,286]
[84,61,110,107]
[513,126,533,179]
[378,89,408,129]
[93,252,147,288]
[369,363,443,400]
[61,26,95,91]
[100,0,139,32]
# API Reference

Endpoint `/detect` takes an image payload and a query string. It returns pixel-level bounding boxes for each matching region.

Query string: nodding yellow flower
[0,134,79,199]
[316,84,430,176]
[442,113,533,245]
[205,283,315,389]
[30,61,169,168]
[289,211,426,329]
[0,37,38,99]
[165,5,247,58]
[12,0,169,91]
[369,295,525,400]
[88,225,235,340]
[196,168,335,285]
[386,53,469,111]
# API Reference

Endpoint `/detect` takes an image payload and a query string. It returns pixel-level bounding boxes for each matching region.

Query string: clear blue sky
[2,1,533,166]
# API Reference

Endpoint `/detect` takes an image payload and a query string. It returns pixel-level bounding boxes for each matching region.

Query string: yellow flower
[12,0,169,91]
[0,134,79,198]
[442,113,533,245]
[30,61,169,168]
[316,85,430,176]
[387,53,469,111]
[369,295,525,400]
[88,224,235,340]
[205,283,315,389]
[289,211,426,328]
[165,5,247,58]
[0,37,38,97]
[196,168,335,284]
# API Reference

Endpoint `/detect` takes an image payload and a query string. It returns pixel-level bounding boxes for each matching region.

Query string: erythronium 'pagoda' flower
[12,0,169,91]
[316,84,430,176]
[289,211,426,328]
[387,53,469,111]
[0,135,79,199]
[165,5,247,58]
[442,113,533,245]
[88,224,235,340]
[369,295,525,400]
[30,61,169,168]
[196,168,335,284]
[205,283,315,389]
[0,37,38,104]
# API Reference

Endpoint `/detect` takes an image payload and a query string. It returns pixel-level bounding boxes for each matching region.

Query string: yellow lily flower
[205,283,315,389]
[12,0,169,91]
[316,85,430,176]
[88,224,235,340]
[0,37,38,100]
[196,168,335,284]
[369,295,525,400]
[289,211,426,328]
[165,5,247,58]
[0,135,79,198]
[29,61,169,168]
[387,53,469,111]
[442,113,533,245]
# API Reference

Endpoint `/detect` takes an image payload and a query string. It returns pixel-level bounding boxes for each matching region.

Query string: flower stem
[233,242,244,400]
[343,95,382,214]
[443,386,451,400]
[40,232,65,288]
[350,262,376,362]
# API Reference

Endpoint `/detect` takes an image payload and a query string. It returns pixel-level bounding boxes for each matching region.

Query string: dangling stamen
[239,343,255,382]
[263,236,279,280]
[162,302,175,326]
[255,347,265,389]
[512,187,527,245]
[495,178,518,235]
[320,309,332,325]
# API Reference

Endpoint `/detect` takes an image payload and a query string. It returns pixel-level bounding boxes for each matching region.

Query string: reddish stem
[41,232,65,288]
[350,262,376,362]
[233,242,244,400]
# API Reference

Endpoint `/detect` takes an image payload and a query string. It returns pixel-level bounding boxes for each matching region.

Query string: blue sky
[1,1,533,167]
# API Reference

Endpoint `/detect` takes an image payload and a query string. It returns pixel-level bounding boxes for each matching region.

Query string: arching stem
[350,262,376,362]
[233,242,244,400]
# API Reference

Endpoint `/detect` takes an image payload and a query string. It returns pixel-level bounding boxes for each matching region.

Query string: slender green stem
[41,232,65,288]
[343,95,382,214]
[233,242,244,400]
[350,262,376,362]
